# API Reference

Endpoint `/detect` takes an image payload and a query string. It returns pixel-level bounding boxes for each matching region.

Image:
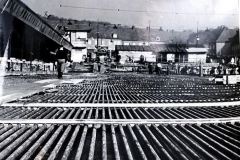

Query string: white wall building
[66,29,90,62]
[186,48,208,63]
[119,51,156,64]
[116,45,156,64]
[87,38,122,51]
[151,44,208,63]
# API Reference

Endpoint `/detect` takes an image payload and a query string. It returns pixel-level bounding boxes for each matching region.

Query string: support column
[199,61,203,77]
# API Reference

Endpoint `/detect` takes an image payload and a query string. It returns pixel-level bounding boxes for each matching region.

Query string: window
[112,33,118,39]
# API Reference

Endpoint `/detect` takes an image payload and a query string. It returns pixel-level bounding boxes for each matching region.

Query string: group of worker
[210,65,240,75]
[147,62,170,75]
[93,61,106,73]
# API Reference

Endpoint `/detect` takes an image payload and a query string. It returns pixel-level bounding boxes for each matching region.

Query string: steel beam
[0,0,73,50]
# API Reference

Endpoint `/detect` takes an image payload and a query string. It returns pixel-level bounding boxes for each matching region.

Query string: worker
[93,60,98,73]
[56,46,68,79]
[156,62,162,75]
[148,63,153,74]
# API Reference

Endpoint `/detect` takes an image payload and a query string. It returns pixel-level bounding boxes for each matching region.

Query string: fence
[0,58,55,75]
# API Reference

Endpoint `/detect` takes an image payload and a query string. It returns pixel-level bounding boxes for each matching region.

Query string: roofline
[73,47,87,49]
[66,29,92,33]
[0,0,73,50]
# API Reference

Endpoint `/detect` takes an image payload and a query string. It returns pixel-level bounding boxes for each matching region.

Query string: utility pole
[96,20,100,61]
[96,20,99,50]
[148,20,151,44]
[196,21,199,47]
[199,60,203,77]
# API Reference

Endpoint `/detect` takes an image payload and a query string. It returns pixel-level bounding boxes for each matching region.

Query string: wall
[167,54,175,62]
[231,43,240,57]
[188,54,207,63]
[71,32,88,47]
[208,42,217,56]
[70,31,88,62]
[119,51,156,64]
[71,48,87,62]
[123,41,149,46]
[87,38,122,50]
[123,41,165,46]
[216,42,225,56]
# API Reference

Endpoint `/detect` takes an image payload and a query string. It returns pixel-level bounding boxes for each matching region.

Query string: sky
[22,0,239,31]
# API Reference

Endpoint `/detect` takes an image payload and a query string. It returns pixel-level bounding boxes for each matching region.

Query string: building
[186,47,208,63]
[65,28,91,62]
[216,28,238,58]
[115,45,156,64]
[229,31,240,60]
[186,26,226,61]
[151,44,208,63]
[86,24,193,54]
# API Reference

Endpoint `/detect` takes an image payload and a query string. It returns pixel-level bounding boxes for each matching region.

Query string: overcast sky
[22,0,239,31]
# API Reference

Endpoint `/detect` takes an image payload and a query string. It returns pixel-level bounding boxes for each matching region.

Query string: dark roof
[65,25,91,32]
[116,44,189,53]
[7,1,73,50]
[160,46,187,53]
[187,27,225,45]
[149,45,166,52]
[219,43,232,57]
[150,44,187,53]
[115,45,152,51]
[229,30,239,45]
[45,19,193,43]
[86,24,193,43]
[216,28,237,43]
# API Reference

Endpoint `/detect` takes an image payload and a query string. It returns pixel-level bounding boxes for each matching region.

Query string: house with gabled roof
[216,28,238,58]
[150,44,208,63]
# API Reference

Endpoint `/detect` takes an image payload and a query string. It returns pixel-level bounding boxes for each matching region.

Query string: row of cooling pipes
[16,85,240,103]
[1,105,240,119]
[1,74,240,159]
[0,122,239,159]
[13,74,240,103]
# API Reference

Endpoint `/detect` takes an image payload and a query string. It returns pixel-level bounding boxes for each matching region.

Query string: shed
[115,45,156,63]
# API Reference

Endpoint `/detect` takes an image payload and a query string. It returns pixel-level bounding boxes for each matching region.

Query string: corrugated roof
[116,44,209,53]
[186,48,208,53]
[65,25,92,32]
[115,45,152,51]
[150,44,187,53]
[87,26,192,42]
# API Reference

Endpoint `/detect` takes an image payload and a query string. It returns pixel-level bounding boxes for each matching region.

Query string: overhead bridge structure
[0,0,72,61]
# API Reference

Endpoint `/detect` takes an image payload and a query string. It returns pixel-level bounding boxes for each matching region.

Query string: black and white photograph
[0,0,240,159]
